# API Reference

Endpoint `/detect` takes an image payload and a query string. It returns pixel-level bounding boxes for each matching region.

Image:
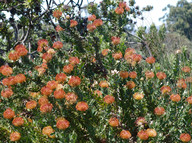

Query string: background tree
[162,0,192,40]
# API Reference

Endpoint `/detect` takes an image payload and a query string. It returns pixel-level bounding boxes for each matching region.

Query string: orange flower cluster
[76,101,89,111]
[8,44,28,61]
[160,85,171,95]
[99,80,109,88]
[1,88,13,98]
[63,64,74,73]
[54,89,65,99]
[170,94,181,102]
[53,10,62,19]
[126,81,136,89]
[182,66,191,73]
[10,132,21,141]
[111,36,120,45]
[2,74,26,86]
[55,25,64,32]
[37,39,48,52]
[145,71,155,79]
[108,117,119,127]
[70,20,78,27]
[87,15,103,32]
[112,51,123,60]
[177,79,187,89]
[65,92,78,104]
[146,57,156,64]
[88,14,96,21]
[42,126,55,138]
[154,107,165,116]
[119,71,129,79]
[104,95,115,104]
[56,118,70,130]
[133,92,144,100]
[53,41,63,49]
[26,100,37,109]
[115,1,130,15]
[180,133,191,142]
[156,72,166,80]
[120,130,131,139]
[12,117,24,126]
[69,57,80,65]
[102,49,109,56]
[3,108,15,119]
[68,76,81,87]
[55,73,67,83]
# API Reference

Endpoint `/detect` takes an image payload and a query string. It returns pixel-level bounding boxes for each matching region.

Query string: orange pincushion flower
[38,39,48,47]
[70,20,78,27]
[177,79,187,89]
[38,96,49,106]
[3,108,15,119]
[76,101,89,111]
[112,51,123,60]
[182,66,191,73]
[120,130,131,139]
[42,53,53,62]
[8,51,20,61]
[146,129,157,137]
[53,41,63,49]
[87,23,96,32]
[46,80,58,90]
[137,130,149,140]
[119,71,129,79]
[115,7,124,15]
[93,19,103,27]
[102,49,109,56]
[36,67,46,76]
[65,92,78,103]
[160,85,171,94]
[37,46,43,52]
[26,100,37,109]
[88,14,96,21]
[126,81,136,89]
[41,62,48,69]
[111,36,120,45]
[56,118,70,130]
[154,107,165,116]
[119,2,127,8]
[10,132,21,141]
[54,89,65,99]
[146,57,156,64]
[40,103,53,113]
[133,92,144,100]
[129,71,137,79]
[145,71,155,79]
[68,76,81,87]
[53,10,62,19]
[132,54,142,62]
[0,65,13,76]
[42,126,55,138]
[187,96,192,104]
[55,73,67,83]
[180,133,191,142]
[94,90,102,96]
[63,64,74,73]
[41,86,53,96]
[56,25,64,32]
[15,44,28,56]
[135,117,147,126]
[108,117,119,127]
[170,94,181,102]
[1,88,13,98]
[2,76,16,86]
[125,48,136,55]
[14,74,26,83]
[12,117,24,126]
[69,57,80,66]
[99,80,109,88]
[104,95,115,104]
[156,72,166,80]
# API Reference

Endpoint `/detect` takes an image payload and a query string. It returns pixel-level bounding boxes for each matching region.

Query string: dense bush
[0,1,192,143]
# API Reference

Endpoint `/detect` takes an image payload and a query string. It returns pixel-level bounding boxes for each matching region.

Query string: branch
[124,29,153,57]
